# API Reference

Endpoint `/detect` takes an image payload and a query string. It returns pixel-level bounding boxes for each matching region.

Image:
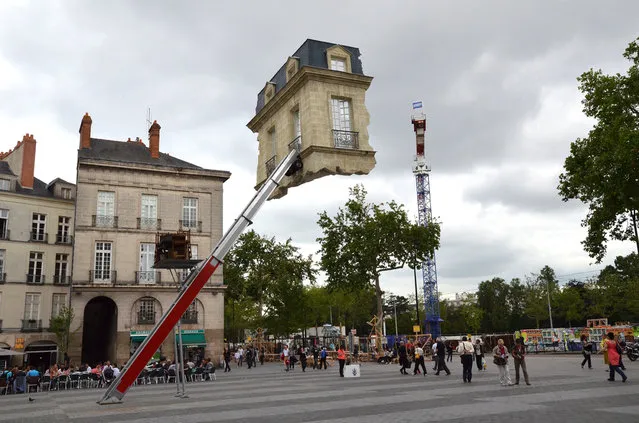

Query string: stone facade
[247,40,376,199]
[0,134,75,370]
[69,115,230,367]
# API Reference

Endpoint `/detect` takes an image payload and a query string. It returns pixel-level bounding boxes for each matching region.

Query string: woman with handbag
[603,332,627,382]
[492,339,514,386]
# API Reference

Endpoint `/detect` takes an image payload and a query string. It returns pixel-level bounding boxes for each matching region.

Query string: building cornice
[0,190,75,206]
[77,158,231,182]
[247,67,373,132]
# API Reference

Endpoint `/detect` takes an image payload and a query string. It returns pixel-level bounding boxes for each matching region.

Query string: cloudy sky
[1,0,637,299]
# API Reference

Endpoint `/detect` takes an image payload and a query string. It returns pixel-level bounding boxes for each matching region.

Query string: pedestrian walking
[581,334,592,369]
[603,332,627,382]
[431,340,438,371]
[434,338,451,376]
[337,345,346,377]
[319,347,328,370]
[617,338,626,370]
[312,346,319,369]
[446,342,453,362]
[457,336,474,383]
[474,339,484,371]
[492,339,514,386]
[282,345,290,372]
[413,343,427,376]
[300,347,308,372]
[398,341,409,375]
[259,347,265,366]
[512,337,531,385]
[223,348,231,373]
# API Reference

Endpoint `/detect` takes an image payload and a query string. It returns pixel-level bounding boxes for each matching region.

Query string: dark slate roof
[15,177,57,198]
[47,178,73,189]
[79,138,203,170]
[255,39,365,114]
[0,161,16,176]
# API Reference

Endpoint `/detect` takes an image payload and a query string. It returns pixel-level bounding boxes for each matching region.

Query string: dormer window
[330,58,346,72]
[264,82,276,104]
[285,57,300,82]
[0,179,9,191]
[61,188,71,199]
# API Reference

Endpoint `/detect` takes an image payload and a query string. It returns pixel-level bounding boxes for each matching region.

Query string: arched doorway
[82,296,117,365]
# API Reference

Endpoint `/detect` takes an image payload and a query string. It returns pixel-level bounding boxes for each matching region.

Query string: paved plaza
[0,355,637,423]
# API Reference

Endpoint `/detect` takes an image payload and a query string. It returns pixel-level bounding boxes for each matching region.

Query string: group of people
[581,332,628,382]
[222,346,266,372]
[392,336,533,386]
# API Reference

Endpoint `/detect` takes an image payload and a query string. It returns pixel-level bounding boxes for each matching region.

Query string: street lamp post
[392,295,398,337]
[413,265,421,333]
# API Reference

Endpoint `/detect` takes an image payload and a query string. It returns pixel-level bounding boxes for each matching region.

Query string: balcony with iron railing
[0,229,9,240]
[265,155,277,176]
[30,231,48,243]
[53,275,71,285]
[179,220,202,233]
[22,319,42,332]
[0,273,5,284]
[137,217,162,231]
[89,270,117,283]
[135,271,161,284]
[332,130,359,149]
[26,274,45,284]
[55,233,73,245]
[92,215,118,228]
[288,135,302,152]
[181,311,198,324]
[138,311,156,325]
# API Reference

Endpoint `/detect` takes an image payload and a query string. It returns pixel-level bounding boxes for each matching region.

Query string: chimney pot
[148,120,161,159]
[79,113,92,149]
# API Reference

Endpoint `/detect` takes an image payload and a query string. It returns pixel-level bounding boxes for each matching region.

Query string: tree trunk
[375,273,383,352]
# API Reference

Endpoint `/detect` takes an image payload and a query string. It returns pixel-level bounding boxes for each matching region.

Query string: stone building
[69,114,230,367]
[247,39,376,199]
[0,133,75,371]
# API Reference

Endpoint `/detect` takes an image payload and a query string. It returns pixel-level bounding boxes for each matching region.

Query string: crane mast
[411,101,441,340]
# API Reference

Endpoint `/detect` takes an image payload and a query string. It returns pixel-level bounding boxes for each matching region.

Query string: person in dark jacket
[223,348,231,373]
[398,341,409,375]
[434,338,450,375]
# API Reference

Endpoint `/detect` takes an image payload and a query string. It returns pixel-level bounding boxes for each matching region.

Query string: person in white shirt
[413,343,427,376]
[456,336,475,383]
[282,345,290,371]
[112,365,121,378]
[431,341,438,371]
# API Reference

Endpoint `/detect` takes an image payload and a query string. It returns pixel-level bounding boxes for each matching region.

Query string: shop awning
[130,330,151,342]
[176,330,206,348]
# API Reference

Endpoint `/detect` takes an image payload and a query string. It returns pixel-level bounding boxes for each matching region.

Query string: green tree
[49,306,74,361]
[524,266,559,329]
[458,294,483,334]
[476,277,510,332]
[558,37,639,262]
[317,185,440,348]
[224,230,315,339]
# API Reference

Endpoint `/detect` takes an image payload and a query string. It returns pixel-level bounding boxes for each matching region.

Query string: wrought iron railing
[137,217,162,230]
[332,130,359,149]
[89,270,117,283]
[26,274,45,284]
[138,312,156,325]
[22,319,42,332]
[135,271,161,284]
[265,155,277,176]
[0,229,9,240]
[92,215,118,228]
[179,220,202,232]
[55,233,73,244]
[53,275,71,285]
[30,231,48,243]
[288,135,302,152]
[181,311,198,324]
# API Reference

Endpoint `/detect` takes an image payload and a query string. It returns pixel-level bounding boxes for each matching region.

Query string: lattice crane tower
[411,101,441,340]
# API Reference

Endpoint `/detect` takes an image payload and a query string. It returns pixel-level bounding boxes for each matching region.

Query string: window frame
[182,198,198,228]
[55,253,69,283]
[0,209,7,239]
[24,293,41,321]
[28,251,44,283]
[139,243,156,283]
[51,293,67,318]
[94,241,113,282]
[0,179,9,191]
[31,213,46,242]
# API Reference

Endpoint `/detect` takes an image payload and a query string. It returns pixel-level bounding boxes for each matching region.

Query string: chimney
[20,133,36,189]
[79,113,92,149]
[148,120,161,159]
